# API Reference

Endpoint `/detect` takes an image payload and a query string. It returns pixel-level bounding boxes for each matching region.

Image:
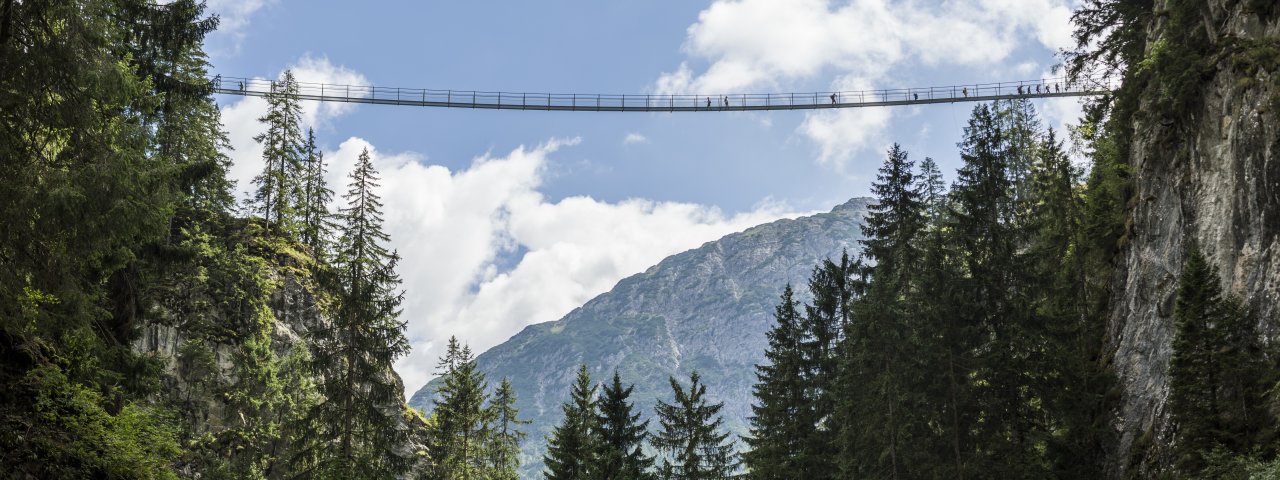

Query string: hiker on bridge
[830,92,837,104]
[707,97,711,108]
[962,87,968,97]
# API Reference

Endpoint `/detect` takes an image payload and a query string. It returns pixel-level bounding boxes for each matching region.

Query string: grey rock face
[410,198,871,478]
[1108,3,1280,476]
[132,256,426,473]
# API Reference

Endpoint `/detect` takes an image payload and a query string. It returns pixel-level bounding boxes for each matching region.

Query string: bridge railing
[208,75,1116,110]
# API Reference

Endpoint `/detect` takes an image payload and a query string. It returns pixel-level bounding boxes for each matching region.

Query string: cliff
[1108,1,1280,475]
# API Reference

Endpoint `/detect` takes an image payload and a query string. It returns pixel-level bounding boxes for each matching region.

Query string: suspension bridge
[208,75,1114,112]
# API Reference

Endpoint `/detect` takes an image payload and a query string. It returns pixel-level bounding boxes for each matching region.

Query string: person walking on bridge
[830,92,837,104]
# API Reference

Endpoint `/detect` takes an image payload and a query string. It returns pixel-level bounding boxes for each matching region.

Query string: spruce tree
[917,156,947,223]
[744,285,811,479]
[1169,247,1269,475]
[308,147,412,478]
[591,371,653,480]
[798,253,859,478]
[839,143,927,478]
[544,364,599,480]
[432,338,492,479]
[1026,129,1112,476]
[299,127,335,256]
[484,377,529,480]
[947,103,1044,477]
[653,371,737,480]
[0,0,225,475]
[251,69,306,237]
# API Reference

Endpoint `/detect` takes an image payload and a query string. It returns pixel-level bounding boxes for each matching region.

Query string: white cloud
[218,63,799,395]
[623,133,650,145]
[655,0,1080,169]
[221,55,370,200]
[796,75,893,170]
[203,0,274,55]
[367,139,798,394]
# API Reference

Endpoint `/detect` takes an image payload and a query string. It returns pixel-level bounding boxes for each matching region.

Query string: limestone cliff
[1108,1,1280,475]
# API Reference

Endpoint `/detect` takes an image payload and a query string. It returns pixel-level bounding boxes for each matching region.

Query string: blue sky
[205,0,1086,393]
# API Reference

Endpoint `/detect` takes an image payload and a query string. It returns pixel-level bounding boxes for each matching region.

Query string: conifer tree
[798,253,859,478]
[591,371,653,480]
[251,69,306,237]
[1025,129,1112,475]
[744,285,811,479]
[432,338,492,479]
[544,364,599,480]
[947,103,1044,476]
[653,371,737,480]
[917,156,947,223]
[1169,247,1269,475]
[0,0,226,475]
[839,143,927,478]
[299,127,335,256]
[484,377,529,480]
[308,147,412,478]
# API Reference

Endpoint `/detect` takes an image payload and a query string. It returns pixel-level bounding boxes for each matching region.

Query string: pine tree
[744,285,811,479]
[947,103,1044,476]
[917,156,947,223]
[544,364,599,480]
[798,253,859,478]
[484,377,529,480]
[431,338,492,479]
[653,371,737,480]
[0,0,224,475]
[298,127,335,256]
[591,371,653,480]
[839,143,927,479]
[1169,247,1269,475]
[308,147,412,478]
[251,69,306,238]
[1025,129,1112,476]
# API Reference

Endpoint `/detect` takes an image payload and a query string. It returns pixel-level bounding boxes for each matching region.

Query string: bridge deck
[209,75,1111,112]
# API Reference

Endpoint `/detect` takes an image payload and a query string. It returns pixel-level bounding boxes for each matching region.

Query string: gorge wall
[1108,0,1280,475]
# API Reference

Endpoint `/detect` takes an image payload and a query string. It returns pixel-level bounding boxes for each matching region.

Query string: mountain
[1104,2,1280,475]
[410,197,871,477]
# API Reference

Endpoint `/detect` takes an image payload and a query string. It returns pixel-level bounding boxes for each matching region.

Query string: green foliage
[592,371,654,480]
[1169,247,1273,476]
[4,365,183,479]
[653,371,737,480]
[431,338,494,479]
[306,147,413,478]
[0,1,234,477]
[251,69,307,238]
[298,128,336,258]
[740,100,1124,480]
[744,286,811,479]
[544,364,599,480]
[486,377,529,480]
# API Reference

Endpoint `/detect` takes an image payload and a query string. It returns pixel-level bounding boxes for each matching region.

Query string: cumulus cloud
[623,133,650,145]
[367,139,799,394]
[221,54,370,200]
[654,0,1080,169]
[203,0,275,55]
[217,59,799,395]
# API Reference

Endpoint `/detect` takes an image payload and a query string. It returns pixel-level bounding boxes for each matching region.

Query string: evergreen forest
[2,0,1279,479]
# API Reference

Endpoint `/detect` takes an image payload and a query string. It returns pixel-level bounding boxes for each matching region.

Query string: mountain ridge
[410,197,873,477]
